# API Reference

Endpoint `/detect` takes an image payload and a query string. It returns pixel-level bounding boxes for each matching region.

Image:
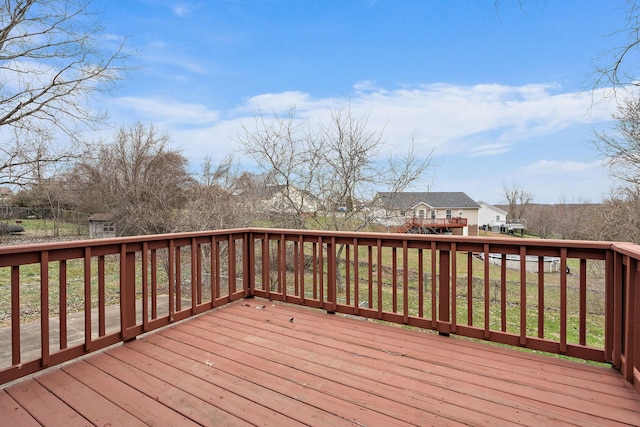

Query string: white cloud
[109,83,617,156]
[238,91,314,113]
[172,3,195,17]
[522,159,605,175]
[143,51,210,76]
[103,82,619,202]
[353,80,380,92]
[469,143,512,157]
[109,97,219,127]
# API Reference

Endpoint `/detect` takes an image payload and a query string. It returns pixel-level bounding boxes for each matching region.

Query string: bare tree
[525,204,555,239]
[586,187,640,243]
[238,108,312,229]
[237,106,432,293]
[503,182,533,221]
[68,123,192,236]
[237,106,432,231]
[589,92,640,243]
[594,95,640,186]
[593,0,640,96]
[0,0,128,187]
[173,155,256,231]
[513,199,600,241]
[552,198,599,240]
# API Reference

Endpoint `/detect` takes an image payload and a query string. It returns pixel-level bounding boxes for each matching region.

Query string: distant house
[478,201,508,231]
[0,187,12,203]
[88,214,116,239]
[0,187,12,214]
[374,192,481,236]
[257,185,319,216]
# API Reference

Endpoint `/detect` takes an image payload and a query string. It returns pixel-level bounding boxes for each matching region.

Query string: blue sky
[94,0,629,204]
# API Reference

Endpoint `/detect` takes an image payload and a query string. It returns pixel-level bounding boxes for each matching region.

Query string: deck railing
[1,228,639,395]
[415,217,468,226]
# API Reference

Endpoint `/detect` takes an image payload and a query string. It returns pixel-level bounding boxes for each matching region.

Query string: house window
[417,209,425,219]
[496,215,501,221]
[430,210,436,219]
[446,209,452,219]
[458,210,463,217]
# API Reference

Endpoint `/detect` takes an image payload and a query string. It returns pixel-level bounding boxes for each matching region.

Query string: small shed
[88,214,116,239]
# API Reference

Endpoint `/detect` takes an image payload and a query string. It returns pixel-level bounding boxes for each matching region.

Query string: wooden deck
[2,299,640,426]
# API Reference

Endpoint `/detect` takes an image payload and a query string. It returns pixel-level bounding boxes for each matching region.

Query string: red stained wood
[5,379,89,426]
[116,340,344,426]
[35,369,145,426]
[61,360,199,426]
[0,390,40,426]
[2,299,640,426]
[85,351,252,426]
[208,305,634,425]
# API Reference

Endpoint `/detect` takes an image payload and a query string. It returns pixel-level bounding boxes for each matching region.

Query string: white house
[258,185,319,215]
[478,201,508,231]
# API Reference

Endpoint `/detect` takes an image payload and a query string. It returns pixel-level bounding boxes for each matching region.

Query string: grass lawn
[0,218,88,242]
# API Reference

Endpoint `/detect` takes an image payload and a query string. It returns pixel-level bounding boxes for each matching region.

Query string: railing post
[10,266,20,366]
[120,244,137,341]
[326,237,337,313]
[40,250,50,367]
[84,247,92,351]
[228,234,236,297]
[612,251,624,368]
[438,247,451,335]
[605,250,614,362]
[634,261,640,394]
[243,231,254,298]
[622,256,637,383]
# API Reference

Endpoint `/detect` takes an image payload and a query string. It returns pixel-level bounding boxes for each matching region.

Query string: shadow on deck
[2,299,640,426]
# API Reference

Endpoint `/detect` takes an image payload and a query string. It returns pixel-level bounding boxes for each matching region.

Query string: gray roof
[377,192,481,209]
[478,201,508,215]
[88,213,115,221]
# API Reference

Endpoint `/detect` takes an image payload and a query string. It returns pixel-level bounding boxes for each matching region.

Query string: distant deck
[3,299,639,426]
[398,217,468,234]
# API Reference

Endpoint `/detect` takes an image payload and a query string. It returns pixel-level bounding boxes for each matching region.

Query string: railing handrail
[0,228,251,255]
[0,227,618,253]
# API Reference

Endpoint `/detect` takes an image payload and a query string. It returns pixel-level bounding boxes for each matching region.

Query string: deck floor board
[195,307,552,425]
[211,303,631,426]
[4,378,89,426]
[0,389,42,426]
[2,299,640,426]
